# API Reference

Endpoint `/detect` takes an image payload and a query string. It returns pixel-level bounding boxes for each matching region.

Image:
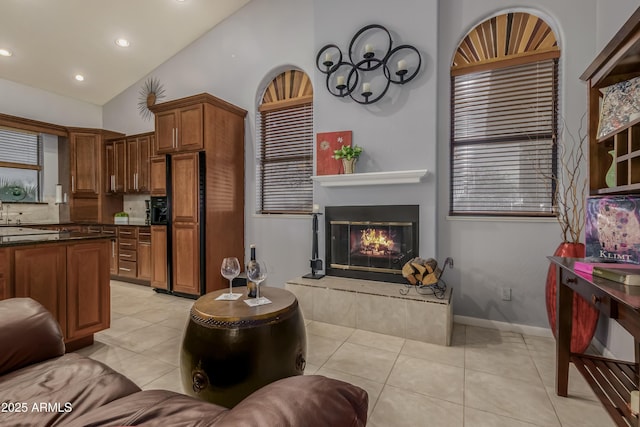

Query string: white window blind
[450,59,558,216]
[0,127,43,202]
[257,102,313,214]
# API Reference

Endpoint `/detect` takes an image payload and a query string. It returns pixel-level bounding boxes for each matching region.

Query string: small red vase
[546,242,599,353]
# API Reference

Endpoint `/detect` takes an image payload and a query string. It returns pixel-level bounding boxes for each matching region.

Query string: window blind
[257,102,313,214]
[0,127,40,167]
[450,59,558,216]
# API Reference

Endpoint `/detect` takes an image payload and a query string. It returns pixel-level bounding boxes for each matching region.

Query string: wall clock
[138,77,166,120]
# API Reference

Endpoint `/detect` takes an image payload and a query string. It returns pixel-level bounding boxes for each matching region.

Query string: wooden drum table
[180,286,307,408]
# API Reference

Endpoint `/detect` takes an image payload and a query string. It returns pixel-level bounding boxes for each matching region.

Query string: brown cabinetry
[66,241,110,340]
[172,222,200,295]
[150,156,167,196]
[104,138,126,193]
[0,248,10,300]
[117,226,137,278]
[101,225,118,275]
[582,8,640,196]
[137,227,151,281]
[126,133,153,193]
[11,239,111,350]
[154,104,204,154]
[151,226,168,290]
[13,245,67,333]
[150,93,246,294]
[68,128,124,223]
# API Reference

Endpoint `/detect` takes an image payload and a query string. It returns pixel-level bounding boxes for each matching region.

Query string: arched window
[450,12,559,216]
[257,69,313,214]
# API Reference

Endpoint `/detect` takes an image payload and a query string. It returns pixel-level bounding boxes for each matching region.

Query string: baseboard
[454,315,553,338]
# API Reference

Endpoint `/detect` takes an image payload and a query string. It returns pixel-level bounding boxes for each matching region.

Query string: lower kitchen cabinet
[151,226,168,290]
[11,239,111,349]
[172,222,200,295]
[0,248,10,300]
[66,241,110,340]
[137,228,152,281]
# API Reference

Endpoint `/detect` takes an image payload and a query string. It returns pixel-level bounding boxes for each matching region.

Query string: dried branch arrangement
[554,116,588,243]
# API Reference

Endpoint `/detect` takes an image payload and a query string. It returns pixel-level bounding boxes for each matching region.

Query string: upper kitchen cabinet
[126,132,153,193]
[67,128,124,223]
[104,138,126,194]
[154,104,203,154]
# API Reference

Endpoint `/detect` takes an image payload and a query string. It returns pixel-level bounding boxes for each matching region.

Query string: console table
[549,257,640,427]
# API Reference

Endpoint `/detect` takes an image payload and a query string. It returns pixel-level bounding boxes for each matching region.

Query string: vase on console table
[605,149,616,188]
[545,242,599,353]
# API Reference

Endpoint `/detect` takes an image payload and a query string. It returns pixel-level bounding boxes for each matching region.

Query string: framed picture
[598,76,640,140]
[316,131,352,175]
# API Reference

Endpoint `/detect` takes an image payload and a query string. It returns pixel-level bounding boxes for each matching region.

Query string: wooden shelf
[571,354,639,426]
[312,169,428,187]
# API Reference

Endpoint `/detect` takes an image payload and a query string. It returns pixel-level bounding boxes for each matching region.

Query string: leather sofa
[0,298,368,426]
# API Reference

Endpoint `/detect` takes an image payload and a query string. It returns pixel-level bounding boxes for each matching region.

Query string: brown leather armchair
[0,298,368,426]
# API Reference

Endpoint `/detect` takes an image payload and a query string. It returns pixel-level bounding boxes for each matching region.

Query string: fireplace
[325,205,419,283]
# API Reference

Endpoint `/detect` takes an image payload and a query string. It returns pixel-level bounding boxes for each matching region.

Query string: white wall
[0,78,102,127]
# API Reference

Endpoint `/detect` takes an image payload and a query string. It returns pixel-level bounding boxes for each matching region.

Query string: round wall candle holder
[316,24,422,105]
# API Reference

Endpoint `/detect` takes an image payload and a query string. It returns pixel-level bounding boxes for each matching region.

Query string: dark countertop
[0,227,114,247]
[1,220,151,227]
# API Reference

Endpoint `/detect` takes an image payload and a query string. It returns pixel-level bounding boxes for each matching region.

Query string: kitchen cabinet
[154,104,203,154]
[68,128,124,223]
[151,225,168,290]
[0,248,10,300]
[117,226,137,279]
[126,133,153,193]
[70,132,100,195]
[101,225,118,275]
[150,93,247,294]
[104,139,126,193]
[14,245,67,333]
[137,227,151,281]
[172,222,200,295]
[66,241,110,340]
[12,239,111,350]
[172,152,200,223]
[150,156,167,196]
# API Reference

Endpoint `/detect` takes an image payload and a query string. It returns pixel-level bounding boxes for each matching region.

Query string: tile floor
[75,280,616,427]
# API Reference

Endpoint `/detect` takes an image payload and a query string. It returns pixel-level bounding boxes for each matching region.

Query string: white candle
[324,52,332,62]
[397,59,407,71]
[365,44,374,53]
[632,391,640,415]
[55,184,63,204]
[313,204,320,213]
[336,75,345,86]
[362,82,371,93]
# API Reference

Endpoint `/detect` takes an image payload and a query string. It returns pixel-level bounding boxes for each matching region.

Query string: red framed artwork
[316,131,352,175]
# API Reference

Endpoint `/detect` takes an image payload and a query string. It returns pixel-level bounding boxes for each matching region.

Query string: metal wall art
[316,24,421,105]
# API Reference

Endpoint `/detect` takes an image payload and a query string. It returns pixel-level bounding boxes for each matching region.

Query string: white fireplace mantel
[311,169,428,187]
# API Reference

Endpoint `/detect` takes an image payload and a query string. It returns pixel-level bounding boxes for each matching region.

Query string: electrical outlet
[501,287,512,301]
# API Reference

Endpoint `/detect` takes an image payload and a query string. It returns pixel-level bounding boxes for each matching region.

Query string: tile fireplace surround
[286,276,452,346]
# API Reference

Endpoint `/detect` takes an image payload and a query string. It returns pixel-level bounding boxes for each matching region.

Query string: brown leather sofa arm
[216,375,369,427]
[0,297,65,376]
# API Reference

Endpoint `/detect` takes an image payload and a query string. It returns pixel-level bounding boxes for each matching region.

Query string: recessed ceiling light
[0,49,13,57]
[75,74,85,82]
[115,38,130,48]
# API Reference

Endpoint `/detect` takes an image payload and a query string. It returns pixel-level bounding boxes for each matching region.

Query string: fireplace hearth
[325,205,419,283]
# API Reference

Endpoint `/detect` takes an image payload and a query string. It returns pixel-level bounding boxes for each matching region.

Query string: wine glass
[246,260,267,301]
[220,257,241,299]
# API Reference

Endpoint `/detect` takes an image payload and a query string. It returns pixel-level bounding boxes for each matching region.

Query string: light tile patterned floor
[75,280,616,427]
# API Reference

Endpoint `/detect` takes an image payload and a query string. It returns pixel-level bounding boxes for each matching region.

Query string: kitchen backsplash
[1,194,60,224]
[123,194,150,222]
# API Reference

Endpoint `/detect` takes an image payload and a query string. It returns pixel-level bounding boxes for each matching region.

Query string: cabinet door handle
[120,242,133,247]
[112,241,115,257]
[175,127,179,148]
[172,128,176,148]
[71,176,75,192]
[120,254,132,258]
[119,267,132,272]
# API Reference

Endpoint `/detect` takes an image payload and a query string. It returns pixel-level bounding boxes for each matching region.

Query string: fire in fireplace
[325,205,419,283]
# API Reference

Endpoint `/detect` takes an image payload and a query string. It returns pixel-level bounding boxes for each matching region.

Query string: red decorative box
[585,195,640,264]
